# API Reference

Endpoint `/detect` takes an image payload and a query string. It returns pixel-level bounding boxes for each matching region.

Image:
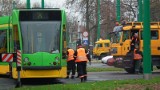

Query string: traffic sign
[83,31,88,37]
[83,40,88,45]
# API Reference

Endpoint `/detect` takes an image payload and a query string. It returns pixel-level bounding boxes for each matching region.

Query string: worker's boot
[81,77,84,82]
[135,70,140,74]
[65,76,69,79]
[71,76,75,79]
[84,76,87,82]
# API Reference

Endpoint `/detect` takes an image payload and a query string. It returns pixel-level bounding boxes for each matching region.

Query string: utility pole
[86,0,90,49]
[76,21,81,46]
[97,0,101,41]
[138,0,143,21]
[116,0,120,22]
[12,0,16,9]
[26,0,30,9]
[143,0,151,80]
[41,0,44,8]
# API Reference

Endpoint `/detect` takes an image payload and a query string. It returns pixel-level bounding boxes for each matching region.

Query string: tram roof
[14,8,64,11]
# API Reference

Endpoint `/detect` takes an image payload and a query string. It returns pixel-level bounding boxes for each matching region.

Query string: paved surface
[0,62,160,90]
[0,77,16,90]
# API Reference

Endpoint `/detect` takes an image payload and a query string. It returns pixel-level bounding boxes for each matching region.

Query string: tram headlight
[23,57,31,66]
[24,57,29,62]
[55,56,60,61]
[53,56,60,65]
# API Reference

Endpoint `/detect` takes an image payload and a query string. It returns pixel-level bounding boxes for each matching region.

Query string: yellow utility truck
[109,22,160,73]
[93,39,110,60]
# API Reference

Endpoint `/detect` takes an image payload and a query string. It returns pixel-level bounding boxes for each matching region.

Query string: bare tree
[65,0,160,45]
[0,0,25,16]
[32,2,41,8]
[150,0,160,21]
[65,0,117,44]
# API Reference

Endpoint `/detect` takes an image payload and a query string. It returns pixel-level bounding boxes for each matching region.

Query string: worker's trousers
[67,60,76,77]
[77,61,87,78]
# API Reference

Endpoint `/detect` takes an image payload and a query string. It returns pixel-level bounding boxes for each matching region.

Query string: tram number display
[20,10,61,21]
[32,12,48,20]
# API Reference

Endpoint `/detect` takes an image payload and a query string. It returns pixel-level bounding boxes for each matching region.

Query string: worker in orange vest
[66,47,76,79]
[75,45,88,82]
[133,45,142,74]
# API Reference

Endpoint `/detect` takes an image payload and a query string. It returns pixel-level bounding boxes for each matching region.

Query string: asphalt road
[0,62,160,90]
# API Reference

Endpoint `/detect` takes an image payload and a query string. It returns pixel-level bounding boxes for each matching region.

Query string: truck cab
[93,39,110,60]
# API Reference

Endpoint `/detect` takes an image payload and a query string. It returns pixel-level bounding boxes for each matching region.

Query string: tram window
[13,25,20,50]
[151,31,158,40]
[62,25,66,59]
[0,31,7,53]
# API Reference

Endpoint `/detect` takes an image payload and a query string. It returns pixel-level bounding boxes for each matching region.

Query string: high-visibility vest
[134,49,142,60]
[75,48,88,62]
[67,49,75,61]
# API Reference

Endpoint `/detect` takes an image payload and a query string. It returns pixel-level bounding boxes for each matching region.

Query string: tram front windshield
[20,21,61,54]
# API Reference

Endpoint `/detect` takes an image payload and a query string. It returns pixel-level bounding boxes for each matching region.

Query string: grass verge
[87,67,124,72]
[14,76,160,90]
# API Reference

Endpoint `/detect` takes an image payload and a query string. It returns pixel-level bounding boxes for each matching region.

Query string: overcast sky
[20,0,66,8]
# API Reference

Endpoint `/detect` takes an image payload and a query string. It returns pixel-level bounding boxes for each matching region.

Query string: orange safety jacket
[67,49,75,61]
[134,49,142,60]
[75,48,88,62]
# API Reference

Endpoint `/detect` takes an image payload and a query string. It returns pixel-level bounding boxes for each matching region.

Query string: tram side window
[62,24,67,59]
[13,25,20,51]
[0,31,7,53]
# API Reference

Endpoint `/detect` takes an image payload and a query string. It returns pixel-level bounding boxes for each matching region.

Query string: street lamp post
[78,21,80,40]
[116,0,120,22]
[138,0,143,21]
[26,0,30,9]
[41,0,44,8]
[97,0,101,41]
[13,0,16,9]
[143,0,151,80]
[77,21,81,46]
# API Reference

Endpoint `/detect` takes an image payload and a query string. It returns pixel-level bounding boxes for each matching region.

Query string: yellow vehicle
[110,22,160,73]
[0,16,11,75]
[93,39,110,60]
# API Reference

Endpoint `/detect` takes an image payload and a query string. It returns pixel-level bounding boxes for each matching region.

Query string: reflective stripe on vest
[67,49,74,61]
[75,48,88,62]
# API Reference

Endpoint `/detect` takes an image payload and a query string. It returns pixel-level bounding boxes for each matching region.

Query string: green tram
[0,9,67,79]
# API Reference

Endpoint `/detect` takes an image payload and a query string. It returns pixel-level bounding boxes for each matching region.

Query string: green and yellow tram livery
[0,16,11,75]
[0,9,67,79]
